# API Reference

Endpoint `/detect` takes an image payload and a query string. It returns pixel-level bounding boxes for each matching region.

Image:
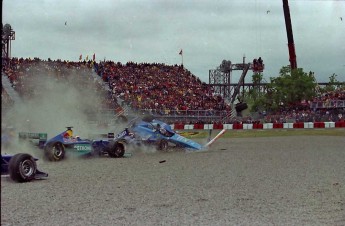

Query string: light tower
[2,23,15,60]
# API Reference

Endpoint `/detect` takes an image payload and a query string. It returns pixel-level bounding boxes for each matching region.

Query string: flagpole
[179,49,183,67]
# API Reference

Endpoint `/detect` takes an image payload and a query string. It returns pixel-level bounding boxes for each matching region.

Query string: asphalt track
[1,136,345,225]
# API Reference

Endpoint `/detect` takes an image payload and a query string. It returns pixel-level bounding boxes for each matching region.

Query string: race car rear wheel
[108,142,125,158]
[157,140,169,151]
[44,142,65,161]
[8,153,37,183]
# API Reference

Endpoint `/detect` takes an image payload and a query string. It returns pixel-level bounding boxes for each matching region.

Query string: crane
[282,0,297,70]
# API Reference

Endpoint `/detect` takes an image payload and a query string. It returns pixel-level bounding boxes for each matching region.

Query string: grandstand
[2,57,344,128]
[1,58,234,126]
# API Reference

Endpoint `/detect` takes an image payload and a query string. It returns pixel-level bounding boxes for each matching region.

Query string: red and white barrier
[171,122,345,130]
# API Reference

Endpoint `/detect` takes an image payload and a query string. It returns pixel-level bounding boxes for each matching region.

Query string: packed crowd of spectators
[259,108,344,123]
[3,58,91,97]
[309,89,345,109]
[94,61,230,114]
[1,57,120,111]
[2,58,230,118]
[313,89,345,101]
[2,57,344,124]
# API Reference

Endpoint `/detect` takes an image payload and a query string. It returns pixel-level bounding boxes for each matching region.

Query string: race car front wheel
[9,153,37,183]
[108,142,125,158]
[44,142,65,161]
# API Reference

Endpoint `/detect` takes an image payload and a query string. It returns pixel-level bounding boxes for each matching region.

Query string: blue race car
[43,127,126,161]
[1,153,48,182]
[122,117,226,151]
[43,117,226,161]
[1,127,48,182]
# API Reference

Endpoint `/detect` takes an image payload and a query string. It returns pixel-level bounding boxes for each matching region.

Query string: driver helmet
[64,127,73,138]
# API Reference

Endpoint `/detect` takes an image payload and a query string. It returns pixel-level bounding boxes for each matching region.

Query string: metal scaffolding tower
[2,23,15,59]
[209,56,264,103]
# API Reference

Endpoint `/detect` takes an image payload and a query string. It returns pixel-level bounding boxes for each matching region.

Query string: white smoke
[2,64,114,151]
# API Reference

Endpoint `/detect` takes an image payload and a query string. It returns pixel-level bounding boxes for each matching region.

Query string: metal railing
[82,107,234,126]
[310,100,345,109]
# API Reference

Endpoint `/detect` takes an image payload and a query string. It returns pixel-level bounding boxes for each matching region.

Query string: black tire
[157,140,169,151]
[44,142,65,161]
[9,153,37,183]
[107,142,125,158]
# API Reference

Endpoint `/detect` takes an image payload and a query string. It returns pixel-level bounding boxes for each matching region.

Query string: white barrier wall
[283,123,294,129]
[325,122,335,128]
[243,124,253,130]
[304,122,314,129]
[173,122,343,130]
[223,124,233,130]
[184,124,194,130]
[204,124,214,130]
[263,123,273,129]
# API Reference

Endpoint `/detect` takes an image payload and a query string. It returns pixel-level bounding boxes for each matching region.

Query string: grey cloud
[3,0,344,82]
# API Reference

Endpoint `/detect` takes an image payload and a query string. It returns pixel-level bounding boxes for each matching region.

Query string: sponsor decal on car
[116,130,127,139]
[73,144,92,152]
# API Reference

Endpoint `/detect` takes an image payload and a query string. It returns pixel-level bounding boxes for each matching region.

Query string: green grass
[180,129,345,139]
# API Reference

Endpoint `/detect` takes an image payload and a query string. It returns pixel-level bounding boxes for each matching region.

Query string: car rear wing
[18,132,48,148]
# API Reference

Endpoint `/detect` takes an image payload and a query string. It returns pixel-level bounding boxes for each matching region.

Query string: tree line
[245,66,345,113]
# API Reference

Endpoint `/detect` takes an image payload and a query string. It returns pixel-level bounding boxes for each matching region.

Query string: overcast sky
[3,0,345,83]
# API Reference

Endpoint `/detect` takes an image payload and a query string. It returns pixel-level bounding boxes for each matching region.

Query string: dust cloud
[1,64,118,155]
